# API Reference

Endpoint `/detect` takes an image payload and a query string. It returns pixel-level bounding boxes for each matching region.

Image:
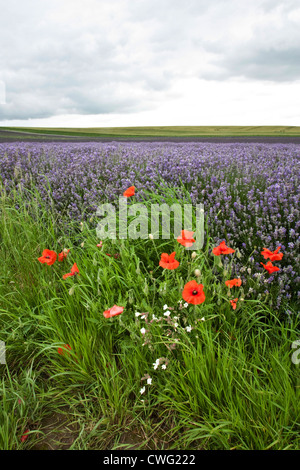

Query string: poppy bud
[69,286,75,296]
[191,252,197,260]
[194,269,201,277]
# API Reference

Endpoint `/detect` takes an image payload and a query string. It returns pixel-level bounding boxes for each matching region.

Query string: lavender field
[1,140,300,450]
[1,141,299,312]
[3,0,300,451]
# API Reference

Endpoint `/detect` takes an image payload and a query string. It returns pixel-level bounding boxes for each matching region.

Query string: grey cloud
[0,0,300,121]
[0,1,175,120]
[219,48,300,82]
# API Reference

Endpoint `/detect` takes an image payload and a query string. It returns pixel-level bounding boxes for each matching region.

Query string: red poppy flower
[159,252,180,270]
[123,186,135,197]
[103,305,124,318]
[212,241,235,256]
[225,278,242,288]
[38,249,57,265]
[177,230,195,247]
[63,263,80,280]
[261,246,283,261]
[261,261,280,274]
[106,253,120,259]
[58,344,72,356]
[230,298,238,310]
[182,280,205,305]
[58,249,70,262]
[21,430,30,442]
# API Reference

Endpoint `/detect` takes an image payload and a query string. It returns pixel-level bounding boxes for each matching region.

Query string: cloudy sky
[0,0,300,127]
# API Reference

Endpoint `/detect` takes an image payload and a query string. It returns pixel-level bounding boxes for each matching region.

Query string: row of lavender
[0,141,299,311]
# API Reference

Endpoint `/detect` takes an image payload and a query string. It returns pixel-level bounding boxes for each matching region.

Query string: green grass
[0,186,299,450]
[1,125,300,139]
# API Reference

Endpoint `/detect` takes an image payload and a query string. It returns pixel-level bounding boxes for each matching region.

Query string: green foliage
[0,187,299,450]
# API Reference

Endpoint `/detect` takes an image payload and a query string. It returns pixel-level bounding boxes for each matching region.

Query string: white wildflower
[140,328,146,335]
[186,325,192,332]
[161,364,167,370]
[140,386,146,394]
[147,378,152,385]
[163,304,169,310]
[184,302,189,308]
[164,310,171,317]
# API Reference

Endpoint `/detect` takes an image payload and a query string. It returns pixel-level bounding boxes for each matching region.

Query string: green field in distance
[1,125,300,138]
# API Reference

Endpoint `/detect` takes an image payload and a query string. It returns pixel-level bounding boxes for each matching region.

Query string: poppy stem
[151,237,160,262]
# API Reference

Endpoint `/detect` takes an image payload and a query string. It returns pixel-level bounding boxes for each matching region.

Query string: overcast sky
[0,0,300,127]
